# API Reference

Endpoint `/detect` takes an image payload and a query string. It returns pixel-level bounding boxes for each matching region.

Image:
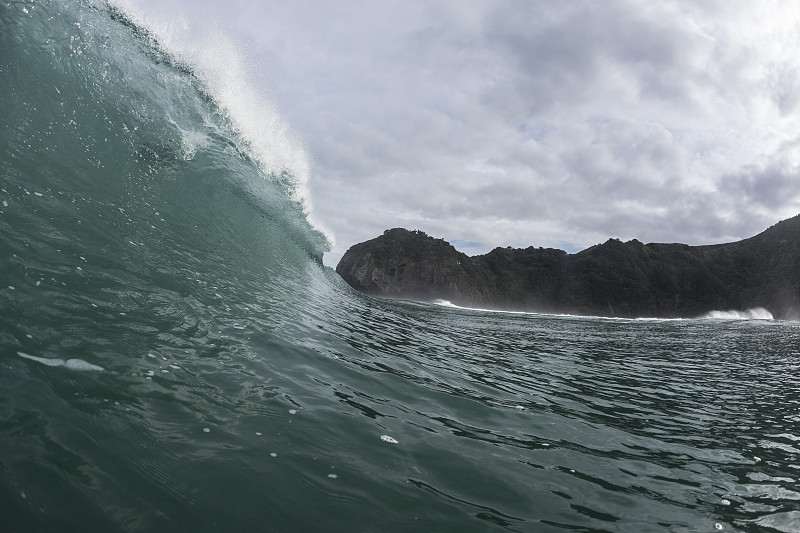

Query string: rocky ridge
[335,217,800,319]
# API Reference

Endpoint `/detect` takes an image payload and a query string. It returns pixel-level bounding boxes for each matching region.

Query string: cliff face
[335,217,800,319]
[334,229,491,304]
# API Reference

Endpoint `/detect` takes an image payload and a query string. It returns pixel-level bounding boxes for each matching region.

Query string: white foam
[64,359,105,371]
[431,299,535,315]
[168,117,209,160]
[431,299,776,322]
[702,307,774,320]
[17,351,104,371]
[106,0,334,246]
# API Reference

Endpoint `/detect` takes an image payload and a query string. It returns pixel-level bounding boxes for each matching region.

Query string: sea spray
[106,0,333,248]
[702,307,774,320]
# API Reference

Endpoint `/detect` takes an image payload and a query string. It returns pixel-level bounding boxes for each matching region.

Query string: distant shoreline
[336,217,800,320]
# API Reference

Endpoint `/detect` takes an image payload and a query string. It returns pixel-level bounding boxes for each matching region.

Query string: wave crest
[701,307,774,320]
[106,0,333,248]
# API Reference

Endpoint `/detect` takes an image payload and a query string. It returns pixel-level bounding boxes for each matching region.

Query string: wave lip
[106,0,334,252]
[701,307,774,320]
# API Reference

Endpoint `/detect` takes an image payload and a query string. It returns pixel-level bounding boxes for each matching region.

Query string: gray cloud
[122,0,800,266]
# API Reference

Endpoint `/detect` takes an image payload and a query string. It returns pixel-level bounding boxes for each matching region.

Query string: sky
[116,0,800,267]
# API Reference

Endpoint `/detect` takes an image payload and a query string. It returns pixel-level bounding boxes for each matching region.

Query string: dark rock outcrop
[335,217,800,319]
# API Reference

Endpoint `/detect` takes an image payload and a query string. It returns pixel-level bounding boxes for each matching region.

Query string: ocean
[2,1,799,532]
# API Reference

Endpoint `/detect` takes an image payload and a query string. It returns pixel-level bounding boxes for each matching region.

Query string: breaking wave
[1,2,798,533]
[702,307,774,320]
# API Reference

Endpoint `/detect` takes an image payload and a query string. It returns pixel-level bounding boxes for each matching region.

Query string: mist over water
[702,308,775,320]
[2,2,799,532]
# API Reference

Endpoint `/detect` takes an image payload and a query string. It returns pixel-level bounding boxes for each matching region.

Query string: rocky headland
[335,216,800,319]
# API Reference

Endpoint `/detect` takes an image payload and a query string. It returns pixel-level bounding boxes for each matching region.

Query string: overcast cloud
[120,0,800,266]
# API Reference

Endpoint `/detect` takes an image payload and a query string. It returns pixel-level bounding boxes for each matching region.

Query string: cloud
[121,0,800,266]
[724,138,800,214]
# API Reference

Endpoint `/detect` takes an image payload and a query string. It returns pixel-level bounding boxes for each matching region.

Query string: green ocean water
[2,1,800,531]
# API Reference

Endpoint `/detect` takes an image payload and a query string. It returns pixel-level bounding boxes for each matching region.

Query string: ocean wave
[3,3,798,532]
[106,0,333,247]
[2,0,328,261]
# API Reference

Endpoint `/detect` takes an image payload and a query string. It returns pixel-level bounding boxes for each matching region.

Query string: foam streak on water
[17,352,104,372]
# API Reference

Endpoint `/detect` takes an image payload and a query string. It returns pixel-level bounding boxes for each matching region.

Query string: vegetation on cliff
[335,217,800,319]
